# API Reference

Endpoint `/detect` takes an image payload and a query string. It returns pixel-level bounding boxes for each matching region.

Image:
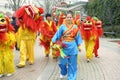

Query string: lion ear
[38,7,44,14]
[86,16,91,21]
[5,16,10,24]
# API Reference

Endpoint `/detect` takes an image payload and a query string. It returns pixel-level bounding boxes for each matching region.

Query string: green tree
[84,0,120,26]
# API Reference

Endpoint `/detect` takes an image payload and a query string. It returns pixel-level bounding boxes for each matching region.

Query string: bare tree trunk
[7,0,25,11]
[37,0,56,14]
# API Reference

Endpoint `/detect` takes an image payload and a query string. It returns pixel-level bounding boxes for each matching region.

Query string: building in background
[0,0,88,18]
[0,0,44,17]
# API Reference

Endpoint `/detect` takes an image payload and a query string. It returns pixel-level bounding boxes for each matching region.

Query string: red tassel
[38,7,44,14]
[56,51,60,57]
[39,39,50,50]
[97,28,103,36]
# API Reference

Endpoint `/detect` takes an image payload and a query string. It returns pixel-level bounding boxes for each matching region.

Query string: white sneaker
[0,74,4,78]
[6,74,13,77]
[60,74,64,78]
[87,59,90,62]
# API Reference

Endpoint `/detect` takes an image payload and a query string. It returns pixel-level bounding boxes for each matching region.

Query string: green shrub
[103,25,120,38]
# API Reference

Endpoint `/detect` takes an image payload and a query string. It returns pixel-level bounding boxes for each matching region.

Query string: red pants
[93,37,99,57]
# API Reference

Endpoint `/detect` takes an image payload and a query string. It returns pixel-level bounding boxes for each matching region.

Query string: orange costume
[81,16,97,62]
[40,17,57,58]
[93,17,103,57]
[15,5,44,68]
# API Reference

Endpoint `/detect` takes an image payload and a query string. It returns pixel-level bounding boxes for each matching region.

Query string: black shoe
[45,54,49,57]
[95,56,100,58]
[16,48,20,51]
[52,57,58,59]
[87,59,90,63]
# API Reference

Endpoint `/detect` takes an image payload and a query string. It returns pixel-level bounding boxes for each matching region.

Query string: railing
[104,32,117,37]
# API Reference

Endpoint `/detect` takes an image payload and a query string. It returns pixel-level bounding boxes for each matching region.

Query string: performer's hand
[50,42,53,47]
[78,48,81,52]
[78,45,81,52]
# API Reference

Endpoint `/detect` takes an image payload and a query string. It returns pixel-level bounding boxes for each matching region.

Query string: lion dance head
[93,17,103,37]
[15,5,44,32]
[0,13,14,42]
[82,16,97,40]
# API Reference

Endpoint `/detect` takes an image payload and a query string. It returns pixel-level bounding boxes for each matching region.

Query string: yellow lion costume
[15,5,44,68]
[0,13,15,77]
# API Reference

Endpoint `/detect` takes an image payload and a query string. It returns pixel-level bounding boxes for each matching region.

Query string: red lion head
[93,17,103,37]
[15,5,44,32]
[82,16,97,40]
[0,13,14,42]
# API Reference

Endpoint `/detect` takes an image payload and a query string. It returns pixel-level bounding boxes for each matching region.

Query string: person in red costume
[81,16,97,62]
[57,11,66,28]
[15,5,44,68]
[92,17,103,57]
[40,13,58,59]
[74,14,81,30]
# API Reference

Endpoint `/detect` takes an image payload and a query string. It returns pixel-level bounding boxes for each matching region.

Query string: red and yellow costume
[57,13,66,28]
[81,16,97,61]
[0,13,15,76]
[15,5,44,68]
[74,14,81,30]
[93,17,103,57]
[40,20,57,58]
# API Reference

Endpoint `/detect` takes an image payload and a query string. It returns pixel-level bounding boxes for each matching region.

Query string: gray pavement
[1,37,120,80]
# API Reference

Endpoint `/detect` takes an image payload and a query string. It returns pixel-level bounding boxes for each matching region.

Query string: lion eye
[1,19,5,22]
[88,21,90,23]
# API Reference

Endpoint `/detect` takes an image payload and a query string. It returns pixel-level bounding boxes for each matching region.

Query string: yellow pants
[0,50,15,74]
[19,39,35,66]
[45,47,50,55]
[84,40,95,59]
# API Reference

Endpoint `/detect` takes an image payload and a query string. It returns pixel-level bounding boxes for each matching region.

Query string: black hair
[45,13,51,19]
[12,16,16,20]
[67,10,73,16]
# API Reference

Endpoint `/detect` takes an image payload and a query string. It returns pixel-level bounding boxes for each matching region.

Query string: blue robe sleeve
[52,25,64,43]
[75,30,82,46]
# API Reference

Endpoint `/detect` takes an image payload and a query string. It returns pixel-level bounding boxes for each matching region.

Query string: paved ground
[1,37,120,80]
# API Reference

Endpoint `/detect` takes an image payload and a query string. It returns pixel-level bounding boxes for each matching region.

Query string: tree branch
[37,0,44,7]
